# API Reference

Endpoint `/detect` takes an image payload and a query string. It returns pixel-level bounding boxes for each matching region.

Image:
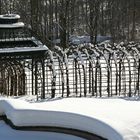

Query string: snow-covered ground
[1,96,140,140]
[53,35,112,45]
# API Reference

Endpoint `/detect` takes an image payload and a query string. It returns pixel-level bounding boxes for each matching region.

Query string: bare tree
[0,0,1,14]
[0,0,139,46]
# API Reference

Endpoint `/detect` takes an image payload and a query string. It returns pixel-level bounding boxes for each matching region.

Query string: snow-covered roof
[0,22,24,28]
[0,46,48,54]
[0,37,32,42]
[0,97,140,140]
[0,14,20,19]
[0,37,47,56]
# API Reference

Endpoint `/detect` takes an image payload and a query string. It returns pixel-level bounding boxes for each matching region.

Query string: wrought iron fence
[0,42,140,99]
[35,42,140,99]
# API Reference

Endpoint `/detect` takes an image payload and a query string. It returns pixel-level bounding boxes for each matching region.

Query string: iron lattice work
[39,42,140,99]
[0,28,48,98]
[0,14,140,99]
[0,41,140,99]
[0,14,47,98]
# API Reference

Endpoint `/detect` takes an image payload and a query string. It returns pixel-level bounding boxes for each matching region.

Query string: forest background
[0,0,140,48]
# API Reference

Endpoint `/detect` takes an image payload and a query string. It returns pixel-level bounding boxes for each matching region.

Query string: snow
[47,48,57,78]
[53,35,112,45]
[0,37,32,42]
[69,35,112,45]
[1,97,140,140]
[0,14,20,19]
[0,22,24,28]
[0,45,48,53]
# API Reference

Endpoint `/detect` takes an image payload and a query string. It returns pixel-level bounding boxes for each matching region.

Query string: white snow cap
[0,22,24,28]
[0,14,20,19]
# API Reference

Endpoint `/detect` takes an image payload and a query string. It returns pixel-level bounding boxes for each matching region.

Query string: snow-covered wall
[1,98,140,140]
[0,98,121,140]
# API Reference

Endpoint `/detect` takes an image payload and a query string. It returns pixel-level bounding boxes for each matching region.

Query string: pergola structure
[45,42,140,98]
[0,14,47,98]
[0,14,140,99]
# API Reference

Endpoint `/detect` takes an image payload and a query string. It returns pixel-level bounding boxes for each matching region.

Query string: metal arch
[81,47,95,96]
[64,53,70,97]
[4,62,16,96]
[65,47,78,97]
[45,49,56,98]
[71,49,83,97]
[80,44,107,97]
[0,62,10,95]
[54,52,65,97]
[79,47,98,97]
[69,45,88,97]
[112,50,120,95]
[117,46,132,96]
[94,46,112,97]
[15,61,26,96]
[102,45,117,96]
[13,61,24,96]
[124,43,140,96]
[85,47,102,97]
[75,49,87,97]
[8,61,19,96]
[0,61,15,96]
[127,46,140,95]
[0,60,26,96]
[87,46,102,97]
[37,60,45,99]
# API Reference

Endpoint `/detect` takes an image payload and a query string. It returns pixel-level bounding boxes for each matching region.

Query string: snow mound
[0,22,24,28]
[0,98,140,140]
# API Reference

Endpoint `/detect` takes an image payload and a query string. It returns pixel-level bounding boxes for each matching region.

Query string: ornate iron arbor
[0,14,47,98]
[43,42,140,98]
[0,14,140,99]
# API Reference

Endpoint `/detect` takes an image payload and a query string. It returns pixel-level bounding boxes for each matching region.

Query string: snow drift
[0,98,140,140]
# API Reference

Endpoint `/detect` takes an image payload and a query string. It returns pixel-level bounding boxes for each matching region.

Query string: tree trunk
[131,0,136,41]
[0,0,1,14]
